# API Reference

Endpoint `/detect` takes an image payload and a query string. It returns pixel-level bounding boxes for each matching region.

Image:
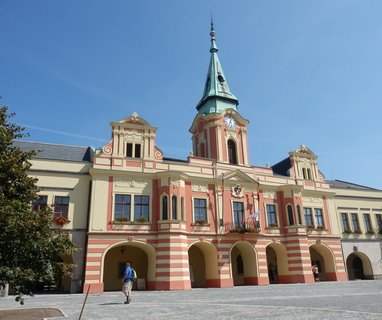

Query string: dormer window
[135,144,141,158]
[302,167,312,180]
[126,143,142,158]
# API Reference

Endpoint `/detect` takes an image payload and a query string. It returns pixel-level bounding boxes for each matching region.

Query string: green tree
[0,105,77,304]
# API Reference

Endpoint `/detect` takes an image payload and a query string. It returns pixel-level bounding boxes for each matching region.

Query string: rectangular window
[134,195,149,221]
[194,198,207,223]
[134,144,141,158]
[126,143,142,158]
[341,213,350,232]
[302,168,307,179]
[304,208,314,227]
[363,214,372,232]
[114,194,131,221]
[376,214,382,233]
[233,202,244,227]
[266,204,278,226]
[126,143,133,157]
[307,169,312,180]
[32,195,48,211]
[54,196,69,218]
[351,213,360,232]
[314,208,324,228]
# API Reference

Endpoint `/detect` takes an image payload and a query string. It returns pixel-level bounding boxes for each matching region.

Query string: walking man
[122,262,133,304]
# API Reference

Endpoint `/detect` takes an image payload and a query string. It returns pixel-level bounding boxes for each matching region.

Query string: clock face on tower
[224,115,236,129]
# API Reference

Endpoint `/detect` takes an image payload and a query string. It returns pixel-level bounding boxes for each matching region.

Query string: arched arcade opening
[309,244,336,281]
[102,242,156,291]
[266,243,288,284]
[230,241,258,286]
[188,241,219,288]
[346,252,373,280]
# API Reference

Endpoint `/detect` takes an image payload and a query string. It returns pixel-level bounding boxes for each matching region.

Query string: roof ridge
[15,139,91,149]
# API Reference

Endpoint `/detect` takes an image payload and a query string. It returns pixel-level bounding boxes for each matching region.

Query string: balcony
[225,221,260,234]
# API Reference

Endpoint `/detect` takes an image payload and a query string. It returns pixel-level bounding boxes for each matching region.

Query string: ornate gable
[289,145,323,181]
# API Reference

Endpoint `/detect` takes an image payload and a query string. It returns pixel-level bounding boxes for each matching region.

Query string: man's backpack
[131,268,137,282]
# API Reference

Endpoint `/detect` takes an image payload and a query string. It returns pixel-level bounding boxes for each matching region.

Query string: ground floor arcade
[82,232,348,293]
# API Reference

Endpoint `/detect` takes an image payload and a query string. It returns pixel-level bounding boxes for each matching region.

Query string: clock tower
[189,21,250,166]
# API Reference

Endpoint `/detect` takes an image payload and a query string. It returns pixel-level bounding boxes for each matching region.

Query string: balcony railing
[224,221,260,234]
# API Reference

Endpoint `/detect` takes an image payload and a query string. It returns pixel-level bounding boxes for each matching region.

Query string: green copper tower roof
[196,20,239,114]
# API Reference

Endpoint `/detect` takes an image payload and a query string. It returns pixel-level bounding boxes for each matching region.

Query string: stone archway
[346,252,373,280]
[188,241,219,288]
[102,242,155,291]
[309,244,336,281]
[266,243,288,284]
[230,241,258,286]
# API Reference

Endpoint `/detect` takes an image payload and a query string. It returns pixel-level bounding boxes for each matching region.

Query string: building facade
[18,24,382,293]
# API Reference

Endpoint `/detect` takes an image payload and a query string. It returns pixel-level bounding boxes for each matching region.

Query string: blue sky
[1,0,381,189]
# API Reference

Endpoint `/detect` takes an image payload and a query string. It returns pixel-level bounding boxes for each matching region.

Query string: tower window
[162,196,168,220]
[172,195,177,220]
[227,139,237,164]
[287,205,294,225]
[200,143,205,157]
[297,205,302,224]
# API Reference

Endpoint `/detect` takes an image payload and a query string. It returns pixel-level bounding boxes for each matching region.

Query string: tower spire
[210,15,218,53]
[196,20,239,114]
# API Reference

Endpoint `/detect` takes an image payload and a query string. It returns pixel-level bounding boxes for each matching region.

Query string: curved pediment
[289,144,317,159]
[115,112,153,127]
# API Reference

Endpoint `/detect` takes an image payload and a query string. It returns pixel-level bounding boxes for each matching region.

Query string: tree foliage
[0,105,77,304]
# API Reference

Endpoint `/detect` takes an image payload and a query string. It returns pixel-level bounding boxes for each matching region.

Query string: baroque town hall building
[18,24,382,293]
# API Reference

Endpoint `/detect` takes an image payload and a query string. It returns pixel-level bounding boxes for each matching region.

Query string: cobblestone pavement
[1,280,382,320]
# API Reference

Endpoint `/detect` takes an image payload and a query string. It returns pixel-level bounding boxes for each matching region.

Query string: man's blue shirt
[123,266,132,283]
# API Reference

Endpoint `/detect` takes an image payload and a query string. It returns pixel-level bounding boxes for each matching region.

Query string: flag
[248,210,260,220]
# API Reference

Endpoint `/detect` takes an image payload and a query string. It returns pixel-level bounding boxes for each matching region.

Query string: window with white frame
[302,168,312,180]
[351,213,360,232]
[113,194,150,222]
[376,214,382,233]
[363,214,372,233]
[193,198,207,223]
[314,208,324,228]
[287,205,294,225]
[32,195,48,212]
[266,204,278,226]
[134,195,149,221]
[54,196,69,218]
[126,142,142,158]
[341,213,350,232]
[304,208,314,227]
[114,194,131,221]
[233,201,244,227]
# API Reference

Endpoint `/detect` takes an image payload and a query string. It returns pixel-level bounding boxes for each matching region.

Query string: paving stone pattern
[1,281,382,320]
